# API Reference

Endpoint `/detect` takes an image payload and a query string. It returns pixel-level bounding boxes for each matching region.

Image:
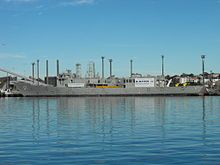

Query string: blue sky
[0,0,220,78]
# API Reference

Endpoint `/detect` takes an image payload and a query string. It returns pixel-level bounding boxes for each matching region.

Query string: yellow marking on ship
[183,83,188,87]
[96,86,120,88]
[175,83,180,87]
[175,83,189,87]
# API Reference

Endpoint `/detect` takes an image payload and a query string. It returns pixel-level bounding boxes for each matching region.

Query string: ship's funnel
[76,63,82,78]
[87,61,96,78]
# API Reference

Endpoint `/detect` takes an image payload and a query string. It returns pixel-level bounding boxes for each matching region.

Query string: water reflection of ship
[32,99,39,142]
[55,97,167,133]
[31,98,51,142]
[202,96,207,152]
[30,97,169,142]
[56,97,135,129]
[134,97,166,122]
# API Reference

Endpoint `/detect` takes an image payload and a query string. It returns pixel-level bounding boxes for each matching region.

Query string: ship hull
[14,81,206,97]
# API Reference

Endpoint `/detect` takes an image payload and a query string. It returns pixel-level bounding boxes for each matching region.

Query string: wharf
[0,94,23,97]
[0,92,22,97]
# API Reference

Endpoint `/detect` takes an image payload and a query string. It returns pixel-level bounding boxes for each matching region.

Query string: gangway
[0,67,32,81]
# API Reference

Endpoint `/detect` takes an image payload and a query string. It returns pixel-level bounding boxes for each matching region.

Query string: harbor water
[0,96,220,164]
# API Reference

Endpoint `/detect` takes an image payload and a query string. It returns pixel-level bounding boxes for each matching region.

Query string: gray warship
[1,59,207,97]
[14,79,206,97]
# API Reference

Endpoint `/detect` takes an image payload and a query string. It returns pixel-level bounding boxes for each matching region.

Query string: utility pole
[201,55,206,85]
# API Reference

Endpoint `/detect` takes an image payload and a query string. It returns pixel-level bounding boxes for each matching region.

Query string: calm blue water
[0,96,220,164]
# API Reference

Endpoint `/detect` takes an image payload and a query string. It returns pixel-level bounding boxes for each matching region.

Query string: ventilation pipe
[130,59,133,77]
[101,56,105,79]
[32,62,35,83]
[46,60,49,84]
[37,60,39,86]
[109,59,112,78]
[57,60,59,77]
